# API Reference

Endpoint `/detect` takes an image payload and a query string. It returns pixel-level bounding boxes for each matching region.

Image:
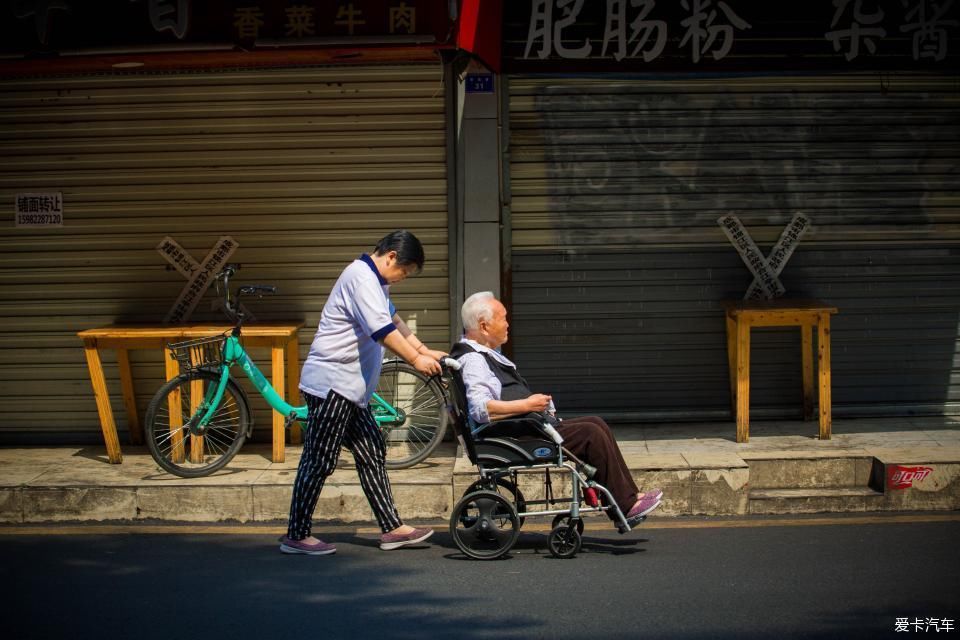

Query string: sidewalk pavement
[1,416,958,524]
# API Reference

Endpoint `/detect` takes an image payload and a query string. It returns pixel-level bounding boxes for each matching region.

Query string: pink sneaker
[380,527,434,550]
[639,488,663,502]
[627,496,662,519]
[279,535,336,556]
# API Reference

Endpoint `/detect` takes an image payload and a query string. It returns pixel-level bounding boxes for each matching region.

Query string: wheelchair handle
[440,356,462,371]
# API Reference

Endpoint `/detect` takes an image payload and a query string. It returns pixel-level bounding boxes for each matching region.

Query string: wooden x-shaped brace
[156,235,238,324]
[718,213,810,300]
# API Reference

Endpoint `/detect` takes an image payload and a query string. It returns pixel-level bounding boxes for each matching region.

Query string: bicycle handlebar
[214,264,278,324]
[238,285,278,296]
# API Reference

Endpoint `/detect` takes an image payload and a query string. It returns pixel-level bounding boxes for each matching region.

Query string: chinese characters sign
[15,192,63,227]
[718,213,810,300]
[2,1,451,53]
[157,235,238,324]
[230,2,418,39]
[504,0,959,71]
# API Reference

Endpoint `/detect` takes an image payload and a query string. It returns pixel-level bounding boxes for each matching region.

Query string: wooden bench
[722,299,838,443]
[78,324,302,464]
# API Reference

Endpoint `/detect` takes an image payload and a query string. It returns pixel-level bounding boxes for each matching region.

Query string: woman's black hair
[374,230,425,272]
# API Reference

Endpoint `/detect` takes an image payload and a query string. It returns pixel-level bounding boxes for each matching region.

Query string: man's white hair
[461,291,497,332]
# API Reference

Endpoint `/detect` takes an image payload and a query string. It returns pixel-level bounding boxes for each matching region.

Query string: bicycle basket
[167,335,226,371]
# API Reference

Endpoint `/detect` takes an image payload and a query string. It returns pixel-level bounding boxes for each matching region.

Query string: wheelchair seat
[447,364,559,468]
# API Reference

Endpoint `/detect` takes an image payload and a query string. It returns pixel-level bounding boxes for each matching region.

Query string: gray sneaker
[279,535,336,555]
[379,527,434,550]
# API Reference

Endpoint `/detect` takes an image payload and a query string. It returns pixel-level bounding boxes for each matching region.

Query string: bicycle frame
[189,334,409,432]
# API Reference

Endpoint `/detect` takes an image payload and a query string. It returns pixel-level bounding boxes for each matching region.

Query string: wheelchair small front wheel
[450,491,520,560]
[548,524,582,559]
[551,514,585,536]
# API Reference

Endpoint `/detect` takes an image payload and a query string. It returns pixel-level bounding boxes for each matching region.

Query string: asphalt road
[2,514,958,640]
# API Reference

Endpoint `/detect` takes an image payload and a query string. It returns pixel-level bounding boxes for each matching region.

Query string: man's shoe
[625,513,647,528]
[279,535,336,555]
[639,488,663,502]
[380,527,434,550]
[627,496,662,519]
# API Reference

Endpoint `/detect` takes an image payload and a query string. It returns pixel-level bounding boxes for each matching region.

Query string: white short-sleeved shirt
[299,255,397,406]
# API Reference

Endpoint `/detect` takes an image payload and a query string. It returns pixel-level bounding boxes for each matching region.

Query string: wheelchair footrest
[618,514,646,534]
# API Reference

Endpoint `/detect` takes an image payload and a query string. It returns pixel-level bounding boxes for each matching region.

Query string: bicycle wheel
[144,370,250,478]
[374,360,448,469]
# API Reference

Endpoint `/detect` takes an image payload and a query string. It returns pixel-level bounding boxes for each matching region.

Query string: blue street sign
[465,74,494,93]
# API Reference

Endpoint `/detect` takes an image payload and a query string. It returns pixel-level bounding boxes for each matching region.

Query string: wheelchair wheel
[450,491,520,560]
[551,514,585,536]
[548,524,582,559]
[463,478,527,528]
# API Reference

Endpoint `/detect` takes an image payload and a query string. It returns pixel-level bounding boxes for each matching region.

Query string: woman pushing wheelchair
[280,230,445,556]
[452,291,663,525]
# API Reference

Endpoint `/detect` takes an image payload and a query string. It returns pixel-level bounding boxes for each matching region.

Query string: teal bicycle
[144,265,452,478]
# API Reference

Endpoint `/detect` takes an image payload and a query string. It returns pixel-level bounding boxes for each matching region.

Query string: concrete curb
[0,450,960,524]
[2,432,958,524]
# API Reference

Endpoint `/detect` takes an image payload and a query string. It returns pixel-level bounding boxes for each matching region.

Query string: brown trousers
[558,416,639,517]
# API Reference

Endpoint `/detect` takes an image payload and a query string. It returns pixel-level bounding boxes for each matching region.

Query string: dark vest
[449,341,533,402]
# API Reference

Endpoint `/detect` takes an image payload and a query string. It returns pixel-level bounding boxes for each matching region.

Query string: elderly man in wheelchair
[445,291,663,559]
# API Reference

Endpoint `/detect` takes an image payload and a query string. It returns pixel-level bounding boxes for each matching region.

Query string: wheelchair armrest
[471,415,539,436]
[472,413,564,445]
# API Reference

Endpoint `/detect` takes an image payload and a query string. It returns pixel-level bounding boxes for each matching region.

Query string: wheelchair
[443,359,645,560]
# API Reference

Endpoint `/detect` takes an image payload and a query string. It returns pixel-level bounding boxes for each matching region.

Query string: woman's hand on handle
[419,348,448,361]
[413,353,442,376]
[382,331,442,376]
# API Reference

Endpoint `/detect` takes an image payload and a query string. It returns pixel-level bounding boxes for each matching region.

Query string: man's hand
[525,394,553,413]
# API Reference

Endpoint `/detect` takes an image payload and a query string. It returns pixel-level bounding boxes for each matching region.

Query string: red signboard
[887,465,934,490]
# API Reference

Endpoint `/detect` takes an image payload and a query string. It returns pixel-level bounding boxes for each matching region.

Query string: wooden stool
[722,300,837,443]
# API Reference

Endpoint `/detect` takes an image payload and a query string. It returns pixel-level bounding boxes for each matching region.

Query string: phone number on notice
[16,212,63,226]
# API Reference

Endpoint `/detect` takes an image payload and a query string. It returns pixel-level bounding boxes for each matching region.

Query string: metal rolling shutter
[507,74,959,421]
[0,64,449,442]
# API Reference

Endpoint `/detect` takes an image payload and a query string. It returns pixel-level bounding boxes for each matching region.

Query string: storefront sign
[887,464,933,490]
[2,1,453,53]
[157,235,237,324]
[15,192,63,227]
[503,0,959,72]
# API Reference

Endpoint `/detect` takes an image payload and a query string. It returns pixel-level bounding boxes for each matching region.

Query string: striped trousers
[287,390,402,539]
